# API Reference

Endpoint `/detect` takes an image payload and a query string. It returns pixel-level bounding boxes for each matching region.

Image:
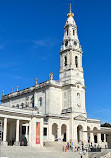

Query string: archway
[93,127,98,143]
[77,125,83,142]
[87,126,90,143]
[61,124,66,142]
[52,123,58,141]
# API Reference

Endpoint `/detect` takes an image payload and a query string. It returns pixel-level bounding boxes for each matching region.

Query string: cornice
[60,47,82,54]
[1,80,63,101]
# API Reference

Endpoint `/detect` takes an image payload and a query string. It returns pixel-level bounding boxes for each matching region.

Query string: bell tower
[60,4,87,117]
[59,4,84,86]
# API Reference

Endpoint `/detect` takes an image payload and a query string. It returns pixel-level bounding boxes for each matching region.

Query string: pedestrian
[63,146,64,152]
[22,141,24,146]
[65,146,67,152]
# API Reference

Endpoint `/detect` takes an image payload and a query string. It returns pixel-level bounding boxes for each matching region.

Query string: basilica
[0,6,108,147]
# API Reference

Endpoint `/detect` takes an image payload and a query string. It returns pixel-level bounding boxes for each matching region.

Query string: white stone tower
[59,4,84,86]
[60,4,87,117]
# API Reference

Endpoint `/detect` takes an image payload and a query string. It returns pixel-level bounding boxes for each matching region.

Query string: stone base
[2,141,8,146]
[14,141,20,146]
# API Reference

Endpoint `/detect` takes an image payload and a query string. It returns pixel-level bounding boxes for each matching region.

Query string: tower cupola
[61,4,81,52]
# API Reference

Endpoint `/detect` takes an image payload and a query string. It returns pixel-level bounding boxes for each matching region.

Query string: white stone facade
[0,7,107,147]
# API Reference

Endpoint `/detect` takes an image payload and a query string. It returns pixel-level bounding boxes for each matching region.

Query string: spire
[16,86,18,92]
[11,88,13,94]
[35,78,38,87]
[2,90,4,96]
[67,3,74,17]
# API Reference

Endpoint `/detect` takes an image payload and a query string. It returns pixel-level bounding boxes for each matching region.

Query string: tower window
[64,56,67,66]
[74,41,77,46]
[67,29,68,35]
[65,41,68,47]
[73,30,75,35]
[75,56,78,68]
[39,97,42,106]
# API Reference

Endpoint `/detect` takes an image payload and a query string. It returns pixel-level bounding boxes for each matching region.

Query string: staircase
[89,149,111,158]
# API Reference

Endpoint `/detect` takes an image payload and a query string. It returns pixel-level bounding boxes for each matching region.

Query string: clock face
[74,41,77,46]
[65,41,68,47]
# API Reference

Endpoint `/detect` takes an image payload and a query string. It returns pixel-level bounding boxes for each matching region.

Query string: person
[67,142,69,149]
[74,146,77,152]
[65,146,67,152]
[22,141,24,146]
[63,146,64,152]
[71,142,73,151]
[83,149,86,155]
[69,142,71,149]
[79,149,82,158]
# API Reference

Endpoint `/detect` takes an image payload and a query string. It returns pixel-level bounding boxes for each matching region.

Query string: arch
[93,127,98,143]
[77,125,83,142]
[75,56,78,68]
[61,124,67,142]
[87,126,91,143]
[52,123,58,141]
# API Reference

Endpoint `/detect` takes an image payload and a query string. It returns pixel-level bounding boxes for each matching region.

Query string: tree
[101,123,111,128]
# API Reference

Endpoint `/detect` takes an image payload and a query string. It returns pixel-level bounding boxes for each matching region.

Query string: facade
[0,7,107,147]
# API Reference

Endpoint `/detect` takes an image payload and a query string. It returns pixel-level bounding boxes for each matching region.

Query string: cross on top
[68,3,72,13]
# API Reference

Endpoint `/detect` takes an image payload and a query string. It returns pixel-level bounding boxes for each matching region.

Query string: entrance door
[63,133,66,142]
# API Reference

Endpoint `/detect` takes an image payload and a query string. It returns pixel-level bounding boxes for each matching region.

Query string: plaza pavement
[0,146,88,158]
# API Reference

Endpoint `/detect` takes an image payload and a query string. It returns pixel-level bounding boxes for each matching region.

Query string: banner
[36,122,40,144]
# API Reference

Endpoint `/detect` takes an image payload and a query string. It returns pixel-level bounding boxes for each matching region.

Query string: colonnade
[2,117,30,146]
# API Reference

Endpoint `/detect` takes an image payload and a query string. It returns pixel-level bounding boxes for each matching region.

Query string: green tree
[101,123,111,128]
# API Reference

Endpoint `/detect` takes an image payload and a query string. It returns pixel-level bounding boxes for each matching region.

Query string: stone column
[3,118,8,145]
[104,134,106,143]
[90,132,94,144]
[28,121,32,146]
[34,92,37,107]
[25,125,28,140]
[97,133,101,144]
[66,125,69,142]
[83,126,87,144]
[48,119,52,141]
[57,124,61,141]
[15,119,20,146]
[73,124,77,143]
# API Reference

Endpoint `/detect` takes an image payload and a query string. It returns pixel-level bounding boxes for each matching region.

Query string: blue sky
[0,0,111,124]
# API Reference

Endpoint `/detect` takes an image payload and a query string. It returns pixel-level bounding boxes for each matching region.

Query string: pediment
[74,115,87,121]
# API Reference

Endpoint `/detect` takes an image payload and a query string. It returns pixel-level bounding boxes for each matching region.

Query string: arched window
[39,97,42,107]
[77,93,81,107]
[67,29,68,35]
[73,30,75,35]
[75,56,78,68]
[64,56,67,66]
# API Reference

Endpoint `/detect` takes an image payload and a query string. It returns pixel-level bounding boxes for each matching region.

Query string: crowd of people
[62,140,88,155]
[62,141,109,158]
